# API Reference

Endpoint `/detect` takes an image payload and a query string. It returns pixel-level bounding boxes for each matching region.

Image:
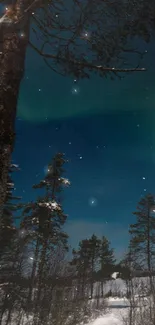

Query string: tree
[88,234,101,298]
[72,239,91,299]
[99,236,115,297]
[21,153,70,317]
[129,194,155,273]
[72,234,101,299]
[129,193,155,315]
[0,0,147,213]
[116,258,131,280]
[0,163,28,325]
[0,162,22,283]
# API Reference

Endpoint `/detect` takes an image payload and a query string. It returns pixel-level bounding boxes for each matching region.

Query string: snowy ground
[88,298,128,325]
[0,277,152,325]
[88,312,124,325]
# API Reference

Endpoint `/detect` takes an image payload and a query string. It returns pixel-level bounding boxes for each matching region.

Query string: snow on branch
[58,177,70,186]
[38,200,62,211]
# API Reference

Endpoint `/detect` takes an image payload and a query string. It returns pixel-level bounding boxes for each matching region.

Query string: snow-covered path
[88,315,121,325]
[87,298,129,325]
[88,310,125,325]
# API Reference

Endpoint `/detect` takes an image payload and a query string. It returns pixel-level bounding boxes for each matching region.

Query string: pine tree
[0,162,21,283]
[0,163,26,325]
[129,193,155,312]
[72,234,101,299]
[21,153,70,318]
[116,258,131,280]
[72,239,92,299]
[99,236,115,297]
[129,194,155,273]
[87,234,101,298]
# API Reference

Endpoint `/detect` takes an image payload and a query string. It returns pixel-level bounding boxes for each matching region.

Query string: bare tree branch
[29,40,146,76]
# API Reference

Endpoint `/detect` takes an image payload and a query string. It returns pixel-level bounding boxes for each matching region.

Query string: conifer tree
[21,153,70,316]
[0,162,21,283]
[72,234,101,299]
[0,163,26,325]
[116,258,131,280]
[72,239,92,298]
[129,194,155,273]
[99,236,115,297]
[87,234,101,298]
[129,193,155,309]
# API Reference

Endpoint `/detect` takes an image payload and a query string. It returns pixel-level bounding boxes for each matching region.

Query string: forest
[0,153,155,325]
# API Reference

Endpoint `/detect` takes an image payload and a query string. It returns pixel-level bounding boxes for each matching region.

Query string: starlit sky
[7,4,155,260]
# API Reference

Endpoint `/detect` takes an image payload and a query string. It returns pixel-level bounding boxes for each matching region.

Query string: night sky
[12,34,155,260]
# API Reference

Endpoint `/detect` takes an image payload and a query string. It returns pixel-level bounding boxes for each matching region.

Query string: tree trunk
[33,238,48,325]
[90,257,94,299]
[27,238,40,310]
[0,3,30,218]
[101,280,104,298]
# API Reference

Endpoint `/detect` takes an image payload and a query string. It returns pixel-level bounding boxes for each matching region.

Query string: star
[77,154,83,159]
[71,86,80,95]
[89,197,98,207]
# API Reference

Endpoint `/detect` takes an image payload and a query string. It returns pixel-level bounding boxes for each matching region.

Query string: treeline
[0,153,155,325]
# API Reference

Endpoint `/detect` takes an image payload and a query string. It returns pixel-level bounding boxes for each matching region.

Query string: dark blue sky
[12,34,155,260]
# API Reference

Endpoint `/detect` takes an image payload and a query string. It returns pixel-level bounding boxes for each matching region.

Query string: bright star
[71,87,80,95]
[89,197,98,207]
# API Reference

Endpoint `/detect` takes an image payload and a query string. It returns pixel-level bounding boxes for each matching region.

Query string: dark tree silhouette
[129,193,155,310]
[99,236,115,297]
[21,153,69,319]
[72,235,101,299]
[129,194,155,273]
[0,162,21,282]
